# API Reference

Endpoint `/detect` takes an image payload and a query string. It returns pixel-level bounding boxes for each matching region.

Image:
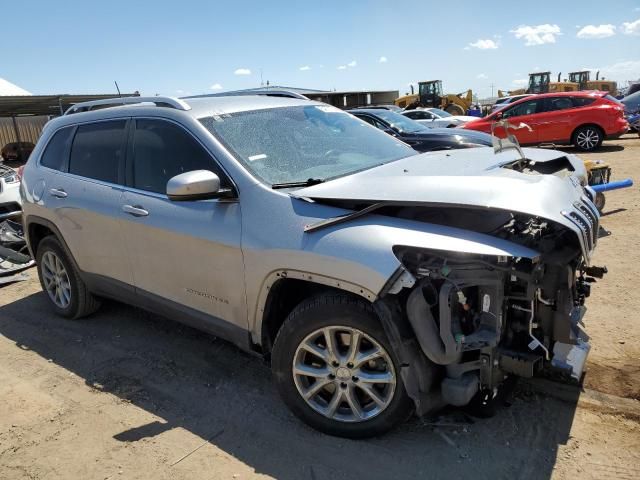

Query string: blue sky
[2,0,639,99]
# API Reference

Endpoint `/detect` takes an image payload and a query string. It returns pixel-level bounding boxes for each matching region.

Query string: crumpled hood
[294,147,597,261]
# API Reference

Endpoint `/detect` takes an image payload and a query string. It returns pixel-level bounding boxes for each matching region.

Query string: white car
[0,164,22,220]
[401,108,478,128]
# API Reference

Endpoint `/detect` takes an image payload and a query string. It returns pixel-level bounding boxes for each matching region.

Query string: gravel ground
[1,135,639,480]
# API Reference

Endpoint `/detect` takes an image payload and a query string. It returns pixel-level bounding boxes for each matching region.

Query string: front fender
[243,187,540,344]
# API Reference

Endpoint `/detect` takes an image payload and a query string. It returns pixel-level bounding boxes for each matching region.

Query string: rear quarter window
[40,126,75,171]
[572,97,596,107]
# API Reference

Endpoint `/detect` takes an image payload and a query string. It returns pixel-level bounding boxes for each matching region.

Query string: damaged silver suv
[21,94,605,438]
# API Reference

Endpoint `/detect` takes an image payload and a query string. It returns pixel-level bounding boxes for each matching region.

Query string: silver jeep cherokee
[21,95,604,438]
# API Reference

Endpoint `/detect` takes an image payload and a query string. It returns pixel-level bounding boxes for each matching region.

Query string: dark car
[622,90,640,115]
[348,108,493,152]
[1,142,35,163]
[351,104,403,112]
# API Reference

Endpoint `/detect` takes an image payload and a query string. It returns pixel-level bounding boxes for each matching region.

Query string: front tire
[271,294,412,438]
[36,236,101,319]
[573,125,603,151]
[445,104,465,116]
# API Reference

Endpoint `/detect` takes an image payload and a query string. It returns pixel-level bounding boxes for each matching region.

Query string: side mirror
[494,111,503,120]
[383,127,398,137]
[166,170,230,201]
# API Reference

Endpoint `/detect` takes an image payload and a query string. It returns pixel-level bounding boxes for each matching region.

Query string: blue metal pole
[591,179,634,193]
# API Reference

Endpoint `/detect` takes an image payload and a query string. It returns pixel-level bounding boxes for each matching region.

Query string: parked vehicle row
[400,107,478,128]
[348,108,493,151]
[21,93,606,438]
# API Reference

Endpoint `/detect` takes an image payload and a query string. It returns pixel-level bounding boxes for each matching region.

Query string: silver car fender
[241,184,540,344]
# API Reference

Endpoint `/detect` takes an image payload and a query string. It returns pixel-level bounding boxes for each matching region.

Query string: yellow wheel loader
[568,71,617,95]
[395,80,473,115]
[499,72,579,97]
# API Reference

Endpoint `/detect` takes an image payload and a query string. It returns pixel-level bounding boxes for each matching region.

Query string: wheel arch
[24,216,81,272]
[571,123,605,143]
[255,270,377,355]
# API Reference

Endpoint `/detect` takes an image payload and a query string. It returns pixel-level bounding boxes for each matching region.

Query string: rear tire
[595,192,606,212]
[36,236,101,319]
[271,294,413,438]
[573,125,603,152]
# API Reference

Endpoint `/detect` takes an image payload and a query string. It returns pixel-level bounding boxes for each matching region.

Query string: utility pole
[489,83,495,97]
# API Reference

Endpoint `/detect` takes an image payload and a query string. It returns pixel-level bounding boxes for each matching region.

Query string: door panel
[534,97,576,142]
[48,173,131,284]
[49,119,133,285]
[120,191,245,325]
[500,99,542,144]
[120,118,246,329]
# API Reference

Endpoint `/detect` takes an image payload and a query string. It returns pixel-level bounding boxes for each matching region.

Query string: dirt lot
[1,135,640,480]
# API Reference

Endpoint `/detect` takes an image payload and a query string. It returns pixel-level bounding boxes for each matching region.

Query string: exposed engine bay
[381,198,606,414]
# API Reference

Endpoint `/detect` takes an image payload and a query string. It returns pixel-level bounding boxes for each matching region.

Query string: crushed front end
[386,190,605,412]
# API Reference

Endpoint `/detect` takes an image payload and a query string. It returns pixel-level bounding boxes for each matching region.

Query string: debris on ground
[0,219,34,282]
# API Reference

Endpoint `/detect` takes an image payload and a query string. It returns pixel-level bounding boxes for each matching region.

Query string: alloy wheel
[576,129,600,150]
[41,251,72,309]
[292,326,396,423]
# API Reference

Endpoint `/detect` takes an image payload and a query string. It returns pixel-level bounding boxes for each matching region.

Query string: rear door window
[69,120,127,183]
[502,99,542,118]
[40,126,75,171]
[572,97,596,107]
[545,97,574,112]
[405,111,432,120]
[356,114,387,130]
[131,119,226,194]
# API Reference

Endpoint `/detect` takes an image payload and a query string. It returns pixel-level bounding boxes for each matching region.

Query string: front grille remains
[561,196,600,262]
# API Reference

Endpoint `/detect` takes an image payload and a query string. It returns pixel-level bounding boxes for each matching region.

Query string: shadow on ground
[0,292,582,480]
[562,143,625,154]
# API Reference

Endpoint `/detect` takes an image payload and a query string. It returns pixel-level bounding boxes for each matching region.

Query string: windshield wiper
[271,178,324,189]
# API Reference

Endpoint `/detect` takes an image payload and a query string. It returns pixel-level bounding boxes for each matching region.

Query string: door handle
[122,204,149,217]
[49,188,68,198]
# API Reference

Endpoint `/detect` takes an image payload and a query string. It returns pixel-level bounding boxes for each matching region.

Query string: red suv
[462,91,628,151]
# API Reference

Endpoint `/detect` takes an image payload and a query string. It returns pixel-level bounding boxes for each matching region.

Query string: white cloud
[577,24,616,38]
[599,60,640,79]
[379,56,388,63]
[513,78,528,86]
[337,65,347,70]
[468,39,498,49]
[477,73,488,79]
[234,68,251,75]
[510,24,562,46]
[210,83,223,90]
[347,60,357,67]
[299,65,311,71]
[176,89,184,94]
[621,18,640,35]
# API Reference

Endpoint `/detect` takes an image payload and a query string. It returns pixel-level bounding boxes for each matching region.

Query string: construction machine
[568,71,617,95]
[526,72,579,94]
[394,80,473,115]
[499,72,579,97]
